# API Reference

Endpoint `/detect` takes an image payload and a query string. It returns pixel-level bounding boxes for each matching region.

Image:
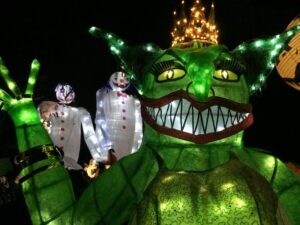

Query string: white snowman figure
[95,71,143,160]
[38,83,105,170]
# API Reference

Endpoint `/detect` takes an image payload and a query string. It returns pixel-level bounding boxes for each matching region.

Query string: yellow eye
[214,69,239,81]
[157,69,186,82]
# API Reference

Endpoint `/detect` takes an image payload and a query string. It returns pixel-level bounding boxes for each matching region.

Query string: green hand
[0,58,52,152]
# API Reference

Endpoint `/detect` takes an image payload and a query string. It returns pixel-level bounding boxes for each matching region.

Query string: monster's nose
[187,78,211,102]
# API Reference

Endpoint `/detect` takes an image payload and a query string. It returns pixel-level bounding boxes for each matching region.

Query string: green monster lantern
[1,1,300,225]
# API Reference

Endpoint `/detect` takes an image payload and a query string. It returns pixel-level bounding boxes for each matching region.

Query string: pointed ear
[89,26,161,85]
[231,24,300,95]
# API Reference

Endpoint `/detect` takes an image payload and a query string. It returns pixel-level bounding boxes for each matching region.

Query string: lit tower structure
[171,0,219,48]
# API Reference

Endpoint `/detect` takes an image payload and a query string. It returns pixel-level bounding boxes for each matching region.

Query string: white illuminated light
[264,157,275,169]
[275,43,282,49]
[95,72,143,160]
[146,44,154,52]
[38,84,106,169]
[221,70,228,79]
[270,50,278,57]
[167,70,174,79]
[221,182,235,190]
[233,197,246,208]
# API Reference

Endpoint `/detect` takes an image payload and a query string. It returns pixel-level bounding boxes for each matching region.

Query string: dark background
[0,0,300,223]
[0,0,300,170]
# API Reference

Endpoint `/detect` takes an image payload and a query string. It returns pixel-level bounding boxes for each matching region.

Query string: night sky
[0,0,300,164]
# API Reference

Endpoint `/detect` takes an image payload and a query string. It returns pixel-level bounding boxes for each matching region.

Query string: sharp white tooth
[156,117,163,126]
[191,107,200,134]
[218,106,225,127]
[240,112,249,120]
[215,106,224,132]
[210,105,219,131]
[171,99,180,112]
[216,124,225,132]
[164,106,172,128]
[160,104,170,126]
[169,105,176,127]
[217,109,225,132]
[221,107,230,128]
[170,100,181,127]
[156,108,164,125]
[232,111,239,125]
[147,107,154,120]
[241,113,245,120]
[238,113,244,123]
[227,110,233,126]
[181,103,192,129]
[173,115,181,130]
[164,119,171,128]
[152,108,156,120]
[170,99,181,116]
[206,109,215,133]
[199,109,209,134]
[159,113,165,126]
[219,106,225,115]
[182,113,193,133]
[211,105,219,115]
[154,108,160,121]
[181,99,191,114]
[160,104,169,117]
[213,106,220,129]
[212,106,225,131]
[191,112,199,135]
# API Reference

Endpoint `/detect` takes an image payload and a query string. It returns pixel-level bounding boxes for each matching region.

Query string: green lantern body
[79,25,300,225]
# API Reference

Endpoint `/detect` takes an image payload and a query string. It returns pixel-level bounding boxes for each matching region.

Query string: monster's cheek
[211,75,249,104]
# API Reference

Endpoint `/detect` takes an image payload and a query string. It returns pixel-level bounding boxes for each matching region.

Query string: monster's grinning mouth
[146,100,249,134]
[141,90,253,144]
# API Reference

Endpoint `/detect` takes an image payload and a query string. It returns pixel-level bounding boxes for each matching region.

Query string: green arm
[0,58,76,225]
[238,148,300,224]
[0,58,52,151]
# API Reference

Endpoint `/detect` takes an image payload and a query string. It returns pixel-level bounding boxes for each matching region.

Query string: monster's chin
[141,90,253,145]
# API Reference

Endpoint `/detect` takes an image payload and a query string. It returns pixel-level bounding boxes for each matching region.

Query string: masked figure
[38,83,105,170]
[95,72,143,160]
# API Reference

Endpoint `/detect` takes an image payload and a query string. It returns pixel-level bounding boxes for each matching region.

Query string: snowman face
[109,72,130,91]
[55,83,75,104]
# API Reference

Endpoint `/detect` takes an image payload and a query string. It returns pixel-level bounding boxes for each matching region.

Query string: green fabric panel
[129,155,281,225]
[237,148,300,224]
[23,165,76,225]
[74,146,159,225]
